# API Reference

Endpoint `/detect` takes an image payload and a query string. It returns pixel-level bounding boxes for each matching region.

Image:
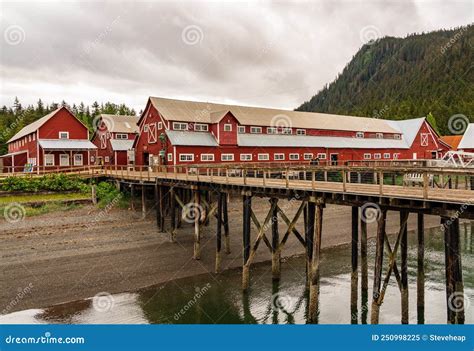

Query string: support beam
[271,198,280,281]
[360,208,368,324]
[215,192,223,273]
[141,185,146,219]
[130,184,135,211]
[158,185,165,232]
[305,200,316,285]
[371,209,387,324]
[308,202,323,323]
[155,183,160,230]
[400,210,409,324]
[193,189,201,260]
[170,187,177,242]
[242,193,252,291]
[417,213,425,324]
[223,193,230,254]
[351,206,359,324]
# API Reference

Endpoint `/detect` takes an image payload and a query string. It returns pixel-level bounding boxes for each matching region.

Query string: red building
[458,124,474,153]
[1,107,97,172]
[133,97,450,167]
[91,114,139,166]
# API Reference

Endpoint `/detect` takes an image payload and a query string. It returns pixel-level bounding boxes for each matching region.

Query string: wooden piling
[371,209,386,324]
[130,184,135,210]
[417,213,425,324]
[305,200,316,285]
[351,206,359,323]
[170,187,177,242]
[141,185,146,218]
[308,202,323,323]
[360,207,368,322]
[400,210,409,324]
[271,198,280,281]
[158,185,165,232]
[223,192,231,254]
[215,192,223,273]
[193,188,201,260]
[242,193,252,291]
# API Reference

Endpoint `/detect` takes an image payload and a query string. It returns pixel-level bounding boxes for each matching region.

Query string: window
[240,154,252,161]
[104,156,110,163]
[221,154,234,161]
[116,133,128,139]
[304,153,313,160]
[420,133,429,146]
[364,153,371,159]
[201,154,214,162]
[383,153,391,159]
[274,153,284,160]
[267,127,277,134]
[44,154,54,166]
[258,153,269,161]
[59,154,70,166]
[32,134,36,141]
[281,128,292,135]
[173,122,188,131]
[157,122,163,130]
[59,131,69,139]
[317,153,327,160]
[223,124,232,132]
[250,126,262,134]
[143,124,149,132]
[356,132,364,138]
[179,154,194,162]
[296,129,306,135]
[238,126,245,134]
[394,134,401,140]
[393,153,400,159]
[374,153,381,159]
[74,154,83,166]
[289,153,299,160]
[195,123,208,132]
[376,133,384,139]
[167,153,172,161]
[28,135,31,142]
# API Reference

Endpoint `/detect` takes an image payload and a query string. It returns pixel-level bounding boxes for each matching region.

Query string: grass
[0,192,91,205]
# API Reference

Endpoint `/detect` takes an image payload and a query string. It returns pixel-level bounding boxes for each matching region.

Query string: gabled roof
[386,117,425,147]
[7,107,63,143]
[149,97,400,133]
[110,139,135,151]
[100,114,139,133]
[458,124,474,149]
[165,130,218,147]
[440,135,463,150]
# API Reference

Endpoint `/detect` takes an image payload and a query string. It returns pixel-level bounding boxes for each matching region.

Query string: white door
[73,154,83,166]
[412,153,417,160]
[60,154,70,166]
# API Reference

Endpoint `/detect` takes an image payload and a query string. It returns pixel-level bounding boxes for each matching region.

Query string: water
[1,224,473,324]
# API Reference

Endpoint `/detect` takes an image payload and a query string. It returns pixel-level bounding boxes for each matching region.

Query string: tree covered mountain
[296,25,474,135]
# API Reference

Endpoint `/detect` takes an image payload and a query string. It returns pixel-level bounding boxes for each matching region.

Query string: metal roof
[149,97,400,133]
[38,139,97,150]
[7,108,62,143]
[386,117,425,147]
[110,139,135,151]
[458,124,474,149]
[165,130,218,147]
[100,114,139,133]
[237,133,409,149]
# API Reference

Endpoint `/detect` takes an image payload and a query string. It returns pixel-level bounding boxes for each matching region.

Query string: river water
[1,224,472,324]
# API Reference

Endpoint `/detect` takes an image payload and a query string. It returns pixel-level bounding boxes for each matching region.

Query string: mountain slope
[296,25,474,135]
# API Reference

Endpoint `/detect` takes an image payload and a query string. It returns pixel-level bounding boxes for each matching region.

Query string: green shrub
[0,174,90,192]
[95,181,127,209]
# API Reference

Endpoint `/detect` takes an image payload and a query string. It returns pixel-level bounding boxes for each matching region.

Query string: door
[412,152,417,160]
[143,152,150,166]
[60,154,70,166]
[330,153,338,166]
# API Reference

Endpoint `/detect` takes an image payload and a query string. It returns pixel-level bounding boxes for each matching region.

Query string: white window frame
[200,154,214,162]
[304,153,313,160]
[221,154,234,161]
[32,134,36,141]
[173,122,188,131]
[363,153,371,160]
[281,128,292,135]
[238,126,245,134]
[420,133,429,146]
[274,153,285,160]
[104,156,110,163]
[44,154,55,166]
[374,153,382,159]
[267,127,277,134]
[258,153,269,161]
[383,153,391,159]
[179,154,194,162]
[59,131,69,139]
[59,154,70,166]
[317,153,327,160]
[250,126,262,134]
[167,153,173,162]
[394,134,401,140]
[223,124,232,132]
[296,129,306,135]
[289,153,299,160]
[356,132,364,138]
[195,123,208,132]
[143,124,149,132]
[116,133,128,140]
[393,153,400,159]
[157,121,163,130]
[28,135,31,142]
[73,154,83,166]
[240,154,252,161]
[376,133,384,139]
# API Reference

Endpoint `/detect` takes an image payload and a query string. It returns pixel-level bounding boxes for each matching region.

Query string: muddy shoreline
[0,197,443,313]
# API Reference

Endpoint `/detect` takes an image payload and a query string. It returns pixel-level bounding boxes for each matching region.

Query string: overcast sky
[0,0,472,113]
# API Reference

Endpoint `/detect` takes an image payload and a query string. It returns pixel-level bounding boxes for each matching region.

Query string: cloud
[0,0,472,112]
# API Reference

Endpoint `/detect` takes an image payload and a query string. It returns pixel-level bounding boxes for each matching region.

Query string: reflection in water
[0,224,472,324]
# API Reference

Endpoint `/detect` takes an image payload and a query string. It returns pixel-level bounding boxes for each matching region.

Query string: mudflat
[0,196,442,313]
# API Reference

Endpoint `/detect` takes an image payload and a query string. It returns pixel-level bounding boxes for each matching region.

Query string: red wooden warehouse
[133,97,450,166]
[91,114,139,166]
[1,107,97,172]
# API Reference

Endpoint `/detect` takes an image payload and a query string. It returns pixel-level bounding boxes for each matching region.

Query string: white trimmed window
[223,124,232,132]
[195,123,208,132]
[44,154,54,166]
[281,128,292,135]
[374,153,382,159]
[74,154,83,166]
[201,154,214,162]
[157,121,163,130]
[356,132,364,138]
[317,153,327,160]
[274,153,284,160]
[364,153,371,159]
[59,131,69,139]
[28,135,31,142]
[104,156,110,163]
[267,127,277,134]
[289,153,299,160]
[173,122,188,131]
[394,134,401,140]
[393,153,400,159]
[304,153,313,160]
[167,153,173,161]
[116,133,128,139]
[296,129,306,135]
[32,134,36,141]
[258,153,269,161]
[179,154,194,162]
[143,124,149,132]
[250,126,262,134]
[240,154,252,161]
[60,154,70,166]
[221,154,234,161]
[238,126,245,134]
[383,153,391,159]
[376,133,384,139]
